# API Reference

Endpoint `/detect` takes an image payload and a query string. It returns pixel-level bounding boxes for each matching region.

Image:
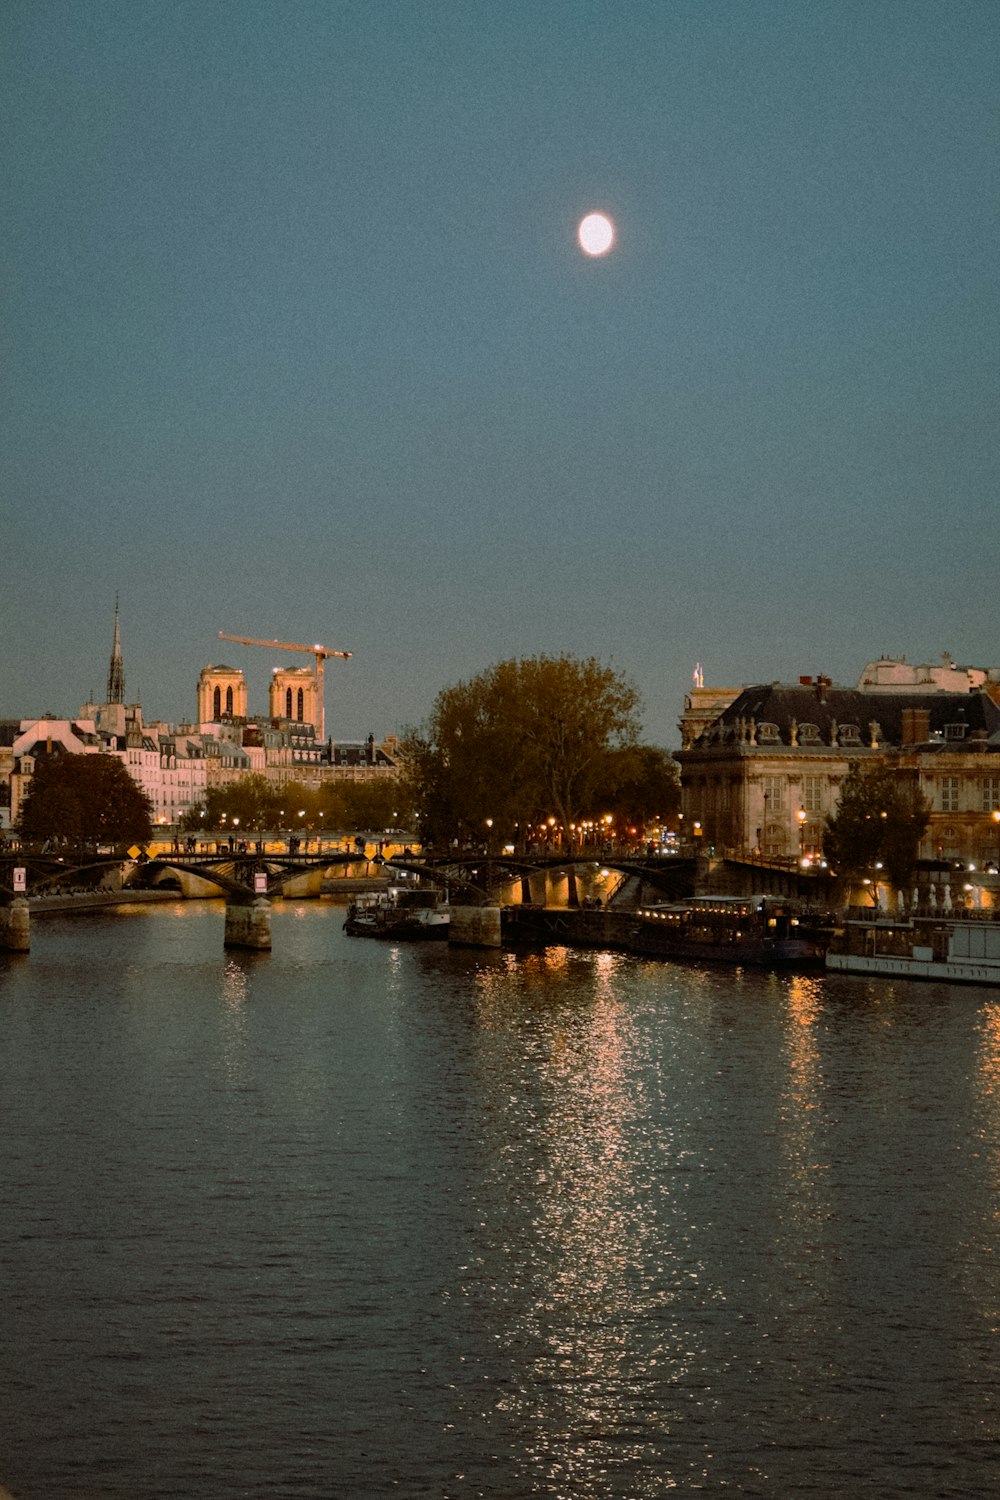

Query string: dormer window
[757,722,781,743]
[798,722,821,743]
[945,723,967,740]
[839,724,861,744]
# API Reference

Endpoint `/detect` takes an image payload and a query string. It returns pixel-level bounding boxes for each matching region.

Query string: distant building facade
[676,671,1000,869]
[3,612,400,832]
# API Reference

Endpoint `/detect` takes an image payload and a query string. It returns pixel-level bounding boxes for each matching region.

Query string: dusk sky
[4,1,997,746]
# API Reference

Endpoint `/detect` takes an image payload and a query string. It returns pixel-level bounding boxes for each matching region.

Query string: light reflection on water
[2,906,1000,1497]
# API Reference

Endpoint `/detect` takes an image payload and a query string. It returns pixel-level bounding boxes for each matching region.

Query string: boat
[826,913,1000,986]
[343,886,450,940]
[631,894,830,968]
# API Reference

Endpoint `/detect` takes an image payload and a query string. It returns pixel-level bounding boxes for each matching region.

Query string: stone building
[676,676,1000,867]
[269,666,320,730]
[197,665,248,728]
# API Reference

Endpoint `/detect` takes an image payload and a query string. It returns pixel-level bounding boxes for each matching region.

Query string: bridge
[0,849,372,953]
[0,846,835,954]
[377,848,835,906]
[0,849,365,903]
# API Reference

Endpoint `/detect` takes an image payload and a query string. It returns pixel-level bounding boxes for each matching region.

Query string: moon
[578,211,615,256]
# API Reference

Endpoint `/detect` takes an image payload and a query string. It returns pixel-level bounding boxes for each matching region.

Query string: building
[676,673,1000,868]
[5,606,400,832]
[857,652,1000,700]
[196,665,248,727]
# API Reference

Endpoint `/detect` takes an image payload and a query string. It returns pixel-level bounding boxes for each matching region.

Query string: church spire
[106,596,125,704]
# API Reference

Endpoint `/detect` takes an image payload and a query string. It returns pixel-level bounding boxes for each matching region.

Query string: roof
[691,683,1000,751]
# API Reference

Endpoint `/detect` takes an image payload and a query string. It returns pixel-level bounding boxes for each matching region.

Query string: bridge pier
[224,898,272,951]
[449,905,502,947]
[0,898,30,953]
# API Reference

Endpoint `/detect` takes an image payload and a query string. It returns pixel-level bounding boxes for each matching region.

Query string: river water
[2,900,999,1499]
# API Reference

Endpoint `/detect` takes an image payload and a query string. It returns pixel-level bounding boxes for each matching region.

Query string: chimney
[901,707,931,745]
[815,675,831,703]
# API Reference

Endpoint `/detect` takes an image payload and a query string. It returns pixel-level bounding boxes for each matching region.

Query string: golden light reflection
[465,949,704,1492]
[776,975,834,1254]
[222,955,248,1010]
[219,956,250,1086]
[975,1001,1000,1202]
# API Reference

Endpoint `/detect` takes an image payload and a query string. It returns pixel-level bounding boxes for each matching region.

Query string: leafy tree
[200,774,283,831]
[603,745,681,839]
[18,752,153,846]
[323,777,413,831]
[822,761,930,894]
[404,655,642,848]
[181,775,415,834]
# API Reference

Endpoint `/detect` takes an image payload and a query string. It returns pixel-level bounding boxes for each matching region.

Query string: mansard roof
[691,683,1000,750]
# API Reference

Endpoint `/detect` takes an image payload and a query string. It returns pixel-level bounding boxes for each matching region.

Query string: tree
[323,777,413,832]
[404,655,642,848]
[823,761,930,895]
[181,775,416,835]
[182,774,283,832]
[18,752,153,846]
[603,745,681,841]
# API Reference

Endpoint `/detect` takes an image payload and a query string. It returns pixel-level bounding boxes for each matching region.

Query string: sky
[4,0,997,746]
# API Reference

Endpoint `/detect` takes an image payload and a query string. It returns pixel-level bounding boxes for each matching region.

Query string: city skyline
[5,1,997,743]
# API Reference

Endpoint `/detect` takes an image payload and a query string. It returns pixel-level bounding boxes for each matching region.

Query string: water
[2,900,1000,1499]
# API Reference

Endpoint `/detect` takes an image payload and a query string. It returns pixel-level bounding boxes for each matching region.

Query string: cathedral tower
[269,666,319,729]
[198,664,248,726]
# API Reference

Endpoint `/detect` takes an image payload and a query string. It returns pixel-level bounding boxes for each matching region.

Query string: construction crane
[218,633,352,742]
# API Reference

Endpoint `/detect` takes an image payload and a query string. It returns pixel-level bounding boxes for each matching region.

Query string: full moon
[578,211,615,256]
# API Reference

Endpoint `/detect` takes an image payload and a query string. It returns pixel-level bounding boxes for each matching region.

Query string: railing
[845,904,1000,923]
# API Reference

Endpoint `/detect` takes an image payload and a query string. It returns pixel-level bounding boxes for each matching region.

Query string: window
[803,776,824,813]
[762,776,783,808]
[212,687,221,718]
[839,724,861,744]
[982,777,1000,813]
[297,688,304,722]
[798,723,820,743]
[225,686,233,715]
[941,777,960,813]
[285,688,293,718]
[757,722,780,743]
[945,723,967,740]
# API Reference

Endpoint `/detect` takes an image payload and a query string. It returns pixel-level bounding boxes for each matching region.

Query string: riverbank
[29,889,181,915]
[27,878,391,916]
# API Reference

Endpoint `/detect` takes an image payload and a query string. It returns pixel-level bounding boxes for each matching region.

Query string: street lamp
[797,806,807,862]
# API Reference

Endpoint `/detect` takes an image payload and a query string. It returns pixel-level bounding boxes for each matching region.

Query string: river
[2,900,999,1498]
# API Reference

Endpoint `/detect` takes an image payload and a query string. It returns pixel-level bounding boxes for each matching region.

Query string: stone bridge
[0,850,366,905]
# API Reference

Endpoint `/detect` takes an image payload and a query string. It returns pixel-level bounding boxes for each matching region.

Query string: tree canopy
[18,752,153,846]
[603,744,681,836]
[822,761,930,893]
[181,774,414,834]
[403,654,645,847]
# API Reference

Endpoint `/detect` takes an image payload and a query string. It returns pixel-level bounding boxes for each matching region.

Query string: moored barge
[826,913,1000,987]
[344,886,450,940]
[632,895,830,969]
